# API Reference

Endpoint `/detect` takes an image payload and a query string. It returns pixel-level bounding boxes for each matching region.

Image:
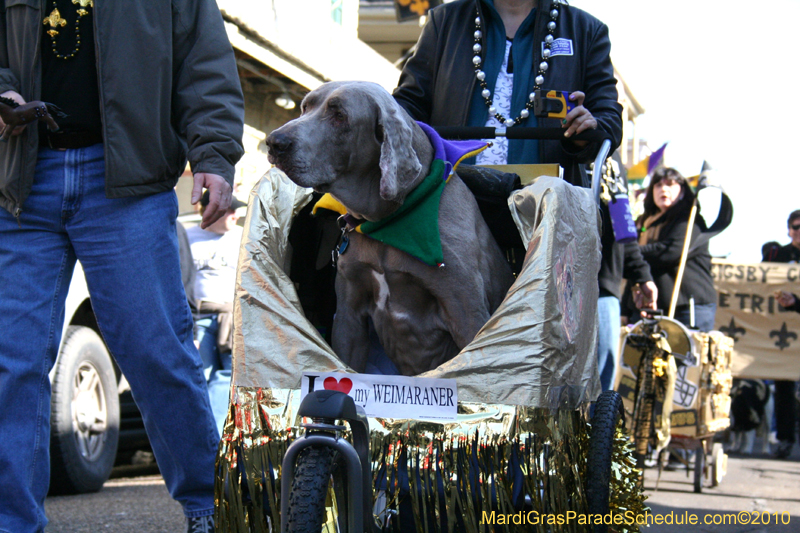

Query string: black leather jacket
[640,210,717,310]
[393,0,622,187]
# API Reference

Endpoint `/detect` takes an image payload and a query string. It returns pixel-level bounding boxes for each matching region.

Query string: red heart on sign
[323,377,353,395]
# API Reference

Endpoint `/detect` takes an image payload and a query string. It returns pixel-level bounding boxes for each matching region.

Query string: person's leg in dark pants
[773,380,796,458]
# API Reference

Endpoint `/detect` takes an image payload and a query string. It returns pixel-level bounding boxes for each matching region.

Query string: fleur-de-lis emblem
[43,8,67,29]
[72,0,94,7]
[769,322,798,350]
[719,317,746,342]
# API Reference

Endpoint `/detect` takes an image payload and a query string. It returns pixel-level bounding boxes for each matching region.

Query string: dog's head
[266,81,432,221]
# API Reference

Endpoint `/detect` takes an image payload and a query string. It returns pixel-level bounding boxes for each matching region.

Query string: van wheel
[49,326,120,494]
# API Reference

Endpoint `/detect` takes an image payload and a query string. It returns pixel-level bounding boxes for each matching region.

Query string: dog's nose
[266,131,293,158]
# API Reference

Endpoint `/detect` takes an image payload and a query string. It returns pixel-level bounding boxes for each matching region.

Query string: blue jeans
[674,303,717,332]
[195,316,232,434]
[0,145,219,532]
[597,296,621,391]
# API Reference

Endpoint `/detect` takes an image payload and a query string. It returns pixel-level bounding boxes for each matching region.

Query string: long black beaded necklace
[43,0,94,60]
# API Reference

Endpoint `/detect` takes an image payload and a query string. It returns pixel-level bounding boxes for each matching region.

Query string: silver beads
[535,8,557,91]
[472,7,559,128]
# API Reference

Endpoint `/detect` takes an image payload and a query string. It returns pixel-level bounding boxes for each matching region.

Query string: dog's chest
[337,234,457,358]
[341,253,440,324]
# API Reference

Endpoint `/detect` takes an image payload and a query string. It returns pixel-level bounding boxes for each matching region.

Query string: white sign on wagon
[301,372,458,421]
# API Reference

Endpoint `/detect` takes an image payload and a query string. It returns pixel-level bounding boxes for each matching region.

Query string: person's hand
[192,173,232,229]
[775,290,797,309]
[0,90,62,140]
[562,91,597,147]
[0,90,29,139]
[638,281,658,310]
[632,281,658,319]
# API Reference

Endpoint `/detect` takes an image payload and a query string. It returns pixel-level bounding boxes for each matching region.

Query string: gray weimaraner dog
[266,81,513,375]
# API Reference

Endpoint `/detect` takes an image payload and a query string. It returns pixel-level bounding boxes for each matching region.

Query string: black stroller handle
[433,126,610,143]
[434,126,612,205]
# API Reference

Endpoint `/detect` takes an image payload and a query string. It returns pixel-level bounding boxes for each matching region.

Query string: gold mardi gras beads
[73,0,93,17]
[43,0,93,60]
[43,8,66,38]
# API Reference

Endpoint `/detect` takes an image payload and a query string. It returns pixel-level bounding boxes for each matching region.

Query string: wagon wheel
[631,346,656,480]
[710,442,727,487]
[587,391,624,533]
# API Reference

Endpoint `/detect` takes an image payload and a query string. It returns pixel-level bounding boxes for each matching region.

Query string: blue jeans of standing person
[195,315,233,434]
[0,145,219,532]
[597,295,621,391]
[674,303,717,332]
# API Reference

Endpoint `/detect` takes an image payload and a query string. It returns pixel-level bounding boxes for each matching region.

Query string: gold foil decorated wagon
[615,316,734,492]
[214,161,647,532]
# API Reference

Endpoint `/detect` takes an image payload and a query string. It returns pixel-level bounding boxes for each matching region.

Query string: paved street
[45,465,185,532]
[44,446,800,532]
[643,447,800,532]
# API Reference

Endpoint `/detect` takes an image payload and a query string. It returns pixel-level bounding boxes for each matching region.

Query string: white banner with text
[712,261,800,379]
[301,372,458,421]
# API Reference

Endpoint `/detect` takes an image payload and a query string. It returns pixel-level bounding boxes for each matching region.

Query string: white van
[49,264,150,494]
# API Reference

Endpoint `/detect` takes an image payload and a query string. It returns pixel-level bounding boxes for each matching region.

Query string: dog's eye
[300,96,318,115]
[300,101,314,114]
[328,106,348,126]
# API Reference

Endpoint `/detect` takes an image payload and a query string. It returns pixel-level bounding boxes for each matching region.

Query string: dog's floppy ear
[376,100,422,202]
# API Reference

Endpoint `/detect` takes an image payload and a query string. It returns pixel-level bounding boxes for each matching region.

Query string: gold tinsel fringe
[215,388,647,533]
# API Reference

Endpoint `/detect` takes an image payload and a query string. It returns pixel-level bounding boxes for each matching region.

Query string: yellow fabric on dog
[311,194,347,216]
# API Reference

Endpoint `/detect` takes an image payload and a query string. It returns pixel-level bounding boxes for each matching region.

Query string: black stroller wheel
[285,445,349,533]
[587,390,624,533]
